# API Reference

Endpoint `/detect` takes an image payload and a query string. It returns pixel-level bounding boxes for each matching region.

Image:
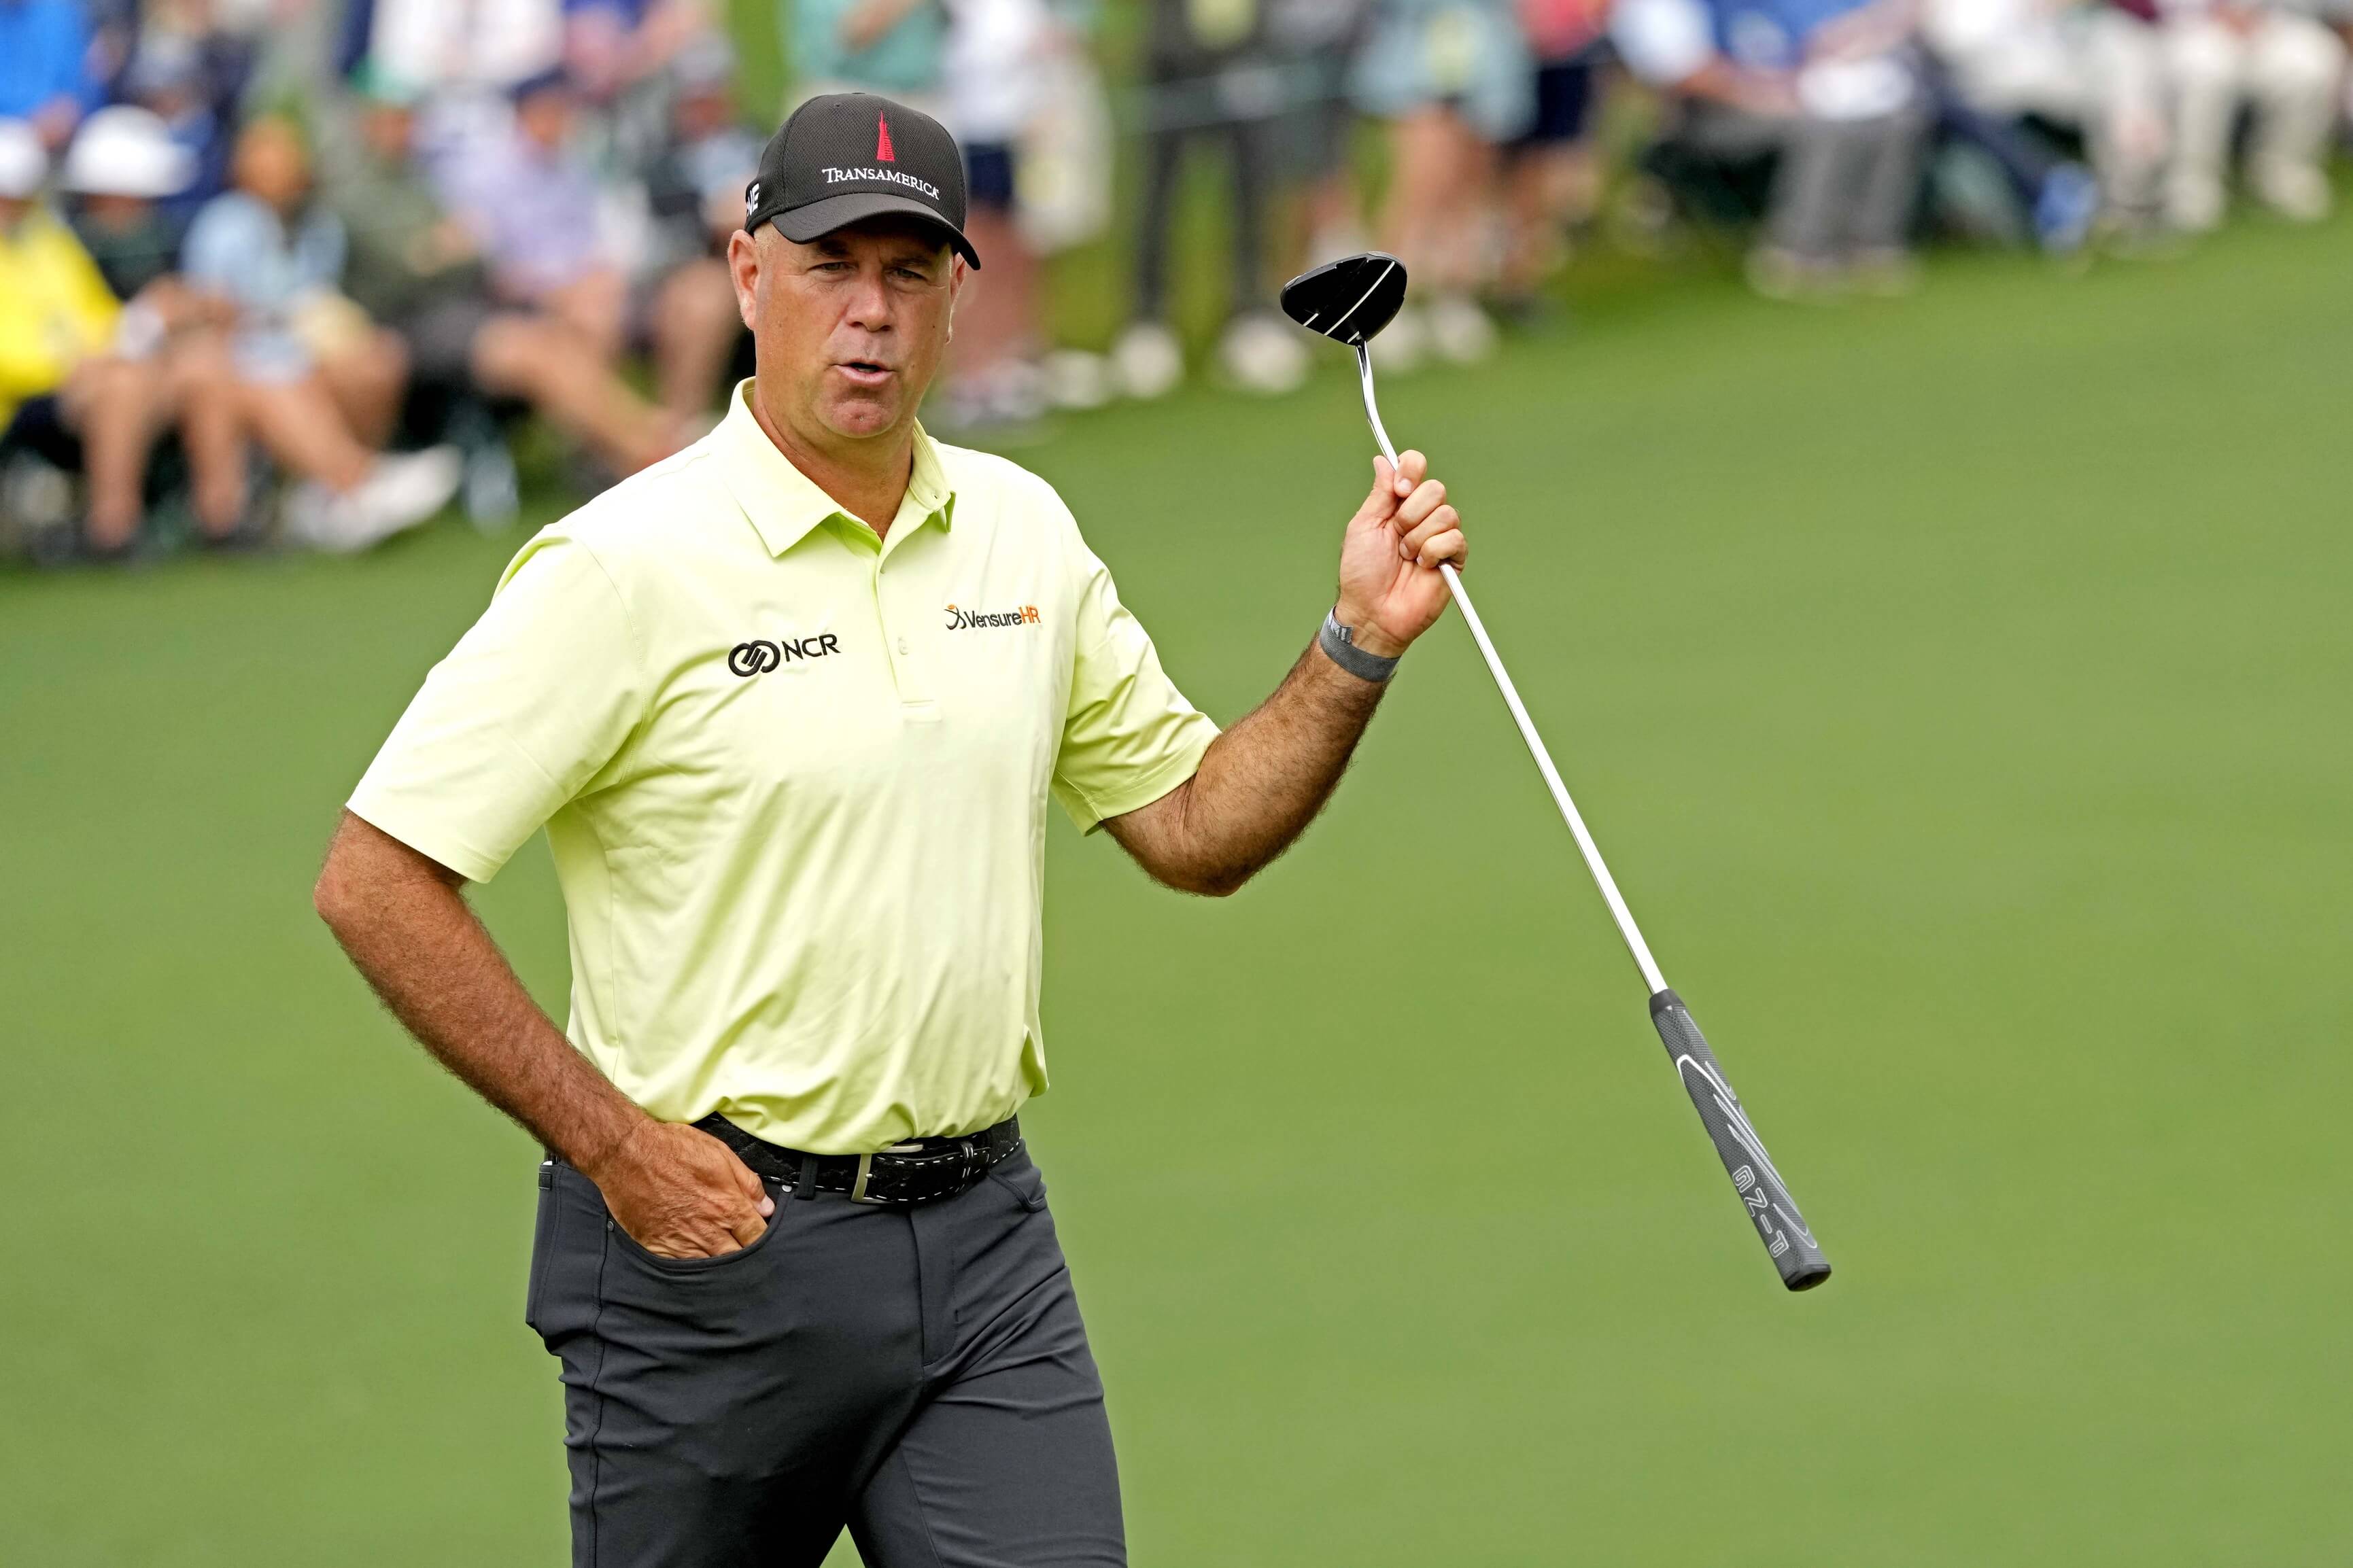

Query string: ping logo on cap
[745,179,760,215]
[876,114,895,163]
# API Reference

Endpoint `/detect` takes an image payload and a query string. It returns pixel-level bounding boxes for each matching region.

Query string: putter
[1279,254,1832,1291]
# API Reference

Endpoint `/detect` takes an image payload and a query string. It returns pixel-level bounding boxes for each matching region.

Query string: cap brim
[770,190,980,268]
[66,157,194,198]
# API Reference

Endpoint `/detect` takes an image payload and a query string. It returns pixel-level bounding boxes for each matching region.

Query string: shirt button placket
[878,556,936,717]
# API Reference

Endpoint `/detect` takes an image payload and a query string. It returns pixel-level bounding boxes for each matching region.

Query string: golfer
[315,92,1466,1568]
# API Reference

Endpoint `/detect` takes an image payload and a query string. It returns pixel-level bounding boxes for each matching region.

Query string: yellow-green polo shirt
[348,382,1218,1153]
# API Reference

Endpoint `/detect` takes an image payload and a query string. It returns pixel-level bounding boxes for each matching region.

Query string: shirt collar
[713,379,955,558]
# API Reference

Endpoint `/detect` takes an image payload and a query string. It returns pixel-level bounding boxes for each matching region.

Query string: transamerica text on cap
[821,167,942,201]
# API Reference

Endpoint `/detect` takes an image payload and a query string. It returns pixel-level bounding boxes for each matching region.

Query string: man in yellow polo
[314,92,1468,1568]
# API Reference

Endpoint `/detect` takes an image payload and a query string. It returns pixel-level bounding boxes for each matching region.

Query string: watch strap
[1319,608,1400,683]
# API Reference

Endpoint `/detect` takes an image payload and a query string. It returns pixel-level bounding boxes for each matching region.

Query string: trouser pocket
[523,1159,560,1338]
[986,1149,1050,1213]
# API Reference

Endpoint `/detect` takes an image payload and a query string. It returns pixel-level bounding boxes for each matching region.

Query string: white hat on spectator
[63,107,196,198]
[0,118,47,198]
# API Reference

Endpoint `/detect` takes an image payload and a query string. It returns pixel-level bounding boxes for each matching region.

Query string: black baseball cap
[744,92,979,268]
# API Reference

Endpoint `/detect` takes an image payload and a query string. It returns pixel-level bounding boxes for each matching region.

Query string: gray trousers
[1133,70,1273,322]
[1683,100,1927,260]
[526,1148,1124,1567]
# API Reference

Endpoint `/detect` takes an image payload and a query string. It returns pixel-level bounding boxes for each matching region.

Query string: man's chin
[817,392,910,440]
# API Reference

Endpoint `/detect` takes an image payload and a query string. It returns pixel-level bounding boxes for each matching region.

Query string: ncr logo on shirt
[945,604,1040,631]
[729,633,842,676]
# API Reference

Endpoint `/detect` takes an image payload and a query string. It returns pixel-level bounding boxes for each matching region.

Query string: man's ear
[726,227,762,330]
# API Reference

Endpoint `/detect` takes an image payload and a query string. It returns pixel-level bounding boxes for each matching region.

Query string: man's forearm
[1107,447,1464,896]
[1679,60,1802,116]
[313,812,649,1170]
[1107,640,1384,896]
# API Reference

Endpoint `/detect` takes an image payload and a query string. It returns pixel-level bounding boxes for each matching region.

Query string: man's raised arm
[1104,449,1466,896]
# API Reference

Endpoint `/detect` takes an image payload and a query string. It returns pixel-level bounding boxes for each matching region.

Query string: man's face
[234,118,309,211]
[517,88,573,151]
[82,192,153,228]
[674,84,732,141]
[730,217,961,449]
[360,99,415,162]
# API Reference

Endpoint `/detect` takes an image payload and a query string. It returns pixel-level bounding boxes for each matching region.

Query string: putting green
[5,214,2348,1565]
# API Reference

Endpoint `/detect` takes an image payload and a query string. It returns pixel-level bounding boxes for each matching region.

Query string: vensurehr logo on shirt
[945,604,1040,631]
[729,633,842,676]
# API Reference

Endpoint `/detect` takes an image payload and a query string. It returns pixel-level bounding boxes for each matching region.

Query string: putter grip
[1649,989,1832,1291]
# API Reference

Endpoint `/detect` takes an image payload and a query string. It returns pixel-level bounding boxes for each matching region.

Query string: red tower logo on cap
[876,114,896,163]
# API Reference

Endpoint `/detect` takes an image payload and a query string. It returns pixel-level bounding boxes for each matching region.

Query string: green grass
[6,214,2351,1565]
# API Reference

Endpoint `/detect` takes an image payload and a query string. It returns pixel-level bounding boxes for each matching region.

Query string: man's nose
[842,268,895,331]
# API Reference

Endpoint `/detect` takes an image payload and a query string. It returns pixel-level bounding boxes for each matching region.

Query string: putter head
[1279,251,1409,348]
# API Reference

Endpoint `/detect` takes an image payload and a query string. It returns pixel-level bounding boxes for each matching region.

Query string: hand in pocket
[589,1121,775,1259]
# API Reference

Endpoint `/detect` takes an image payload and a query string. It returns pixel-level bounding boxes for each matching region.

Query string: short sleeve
[347,532,649,880]
[177,200,245,290]
[54,220,120,345]
[1613,0,1714,83]
[307,212,349,293]
[1050,542,1218,832]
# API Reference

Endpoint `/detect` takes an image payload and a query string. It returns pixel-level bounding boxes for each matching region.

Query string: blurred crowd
[4,0,2350,563]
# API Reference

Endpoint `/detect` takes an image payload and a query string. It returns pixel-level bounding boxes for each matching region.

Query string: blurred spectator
[1116,0,1309,400]
[54,106,264,554]
[1912,35,2098,254]
[63,106,196,298]
[435,71,632,360]
[59,107,263,553]
[4,0,2349,570]
[245,0,345,114]
[630,39,757,419]
[1925,0,2165,241]
[0,119,185,557]
[1615,0,1929,296]
[566,0,711,100]
[555,0,708,209]
[1003,13,1114,257]
[2163,0,2344,228]
[0,0,101,150]
[1270,0,1375,270]
[789,0,949,111]
[640,40,761,272]
[85,0,143,105]
[182,114,460,551]
[938,0,1052,424]
[423,57,746,431]
[784,0,951,417]
[351,0,566,94]
[118,31,247,230]
[1499,0,1613,315]
[325,70,688,474]
[1352,0,1534,364]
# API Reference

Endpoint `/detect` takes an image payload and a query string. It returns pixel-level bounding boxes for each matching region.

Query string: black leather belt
[692,1113,1022,1206]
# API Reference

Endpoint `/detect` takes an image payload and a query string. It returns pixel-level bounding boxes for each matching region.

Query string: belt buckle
[851,1143,928,1204]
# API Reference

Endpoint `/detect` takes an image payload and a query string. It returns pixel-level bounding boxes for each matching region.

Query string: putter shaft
[1354,345,1668,996]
